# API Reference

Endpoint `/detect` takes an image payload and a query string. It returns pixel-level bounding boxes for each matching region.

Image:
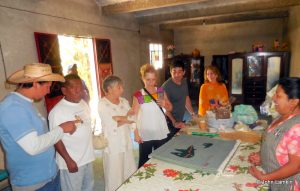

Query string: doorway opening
[58,35,102,133]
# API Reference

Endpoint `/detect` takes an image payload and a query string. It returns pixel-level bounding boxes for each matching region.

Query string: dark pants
[138,138,168,168]
[166,128,180,141]
[165,118,180,142]
[36,172,60,191]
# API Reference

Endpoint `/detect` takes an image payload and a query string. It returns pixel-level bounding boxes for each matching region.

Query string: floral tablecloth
[117,142,268,191]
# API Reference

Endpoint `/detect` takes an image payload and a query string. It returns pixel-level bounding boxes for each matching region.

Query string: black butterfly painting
[203,143,213,148]
[171,145,195,158]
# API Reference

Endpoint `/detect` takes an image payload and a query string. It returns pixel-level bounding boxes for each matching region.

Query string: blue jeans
[36,172,60,191]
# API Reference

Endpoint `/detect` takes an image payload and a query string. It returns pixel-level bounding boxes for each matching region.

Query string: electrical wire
[0,41,8,80]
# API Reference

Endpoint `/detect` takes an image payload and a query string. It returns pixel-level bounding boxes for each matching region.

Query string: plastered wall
[288,5,300,77]
[0,0,142,104]
[139,24,174,85]
[0,0,143,171]
[174,19,287,66]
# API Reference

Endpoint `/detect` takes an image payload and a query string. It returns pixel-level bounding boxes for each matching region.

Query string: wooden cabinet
[164,54,205,104]
[228,52,290,108]
[212,55,229,88]
[243,78,267,105]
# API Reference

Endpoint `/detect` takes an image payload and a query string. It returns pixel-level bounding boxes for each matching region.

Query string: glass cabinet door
[231,58,243,94]
[267,56,281,91]
[246,56,263,77]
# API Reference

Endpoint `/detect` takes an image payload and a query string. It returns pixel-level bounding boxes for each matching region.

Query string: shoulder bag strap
[143,88,165,115]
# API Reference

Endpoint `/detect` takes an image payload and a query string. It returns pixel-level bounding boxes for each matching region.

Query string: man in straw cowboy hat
[0,63,78,191]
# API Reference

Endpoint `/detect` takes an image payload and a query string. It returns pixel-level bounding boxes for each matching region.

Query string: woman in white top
[132,64,172,167]
[98,75,136,191]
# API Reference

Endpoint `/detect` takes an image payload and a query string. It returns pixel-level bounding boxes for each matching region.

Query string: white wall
[174,19,287,65]
[288,5,300,77]
[0,0,141,106]
[139,24,174,85]
[0,0,144,171]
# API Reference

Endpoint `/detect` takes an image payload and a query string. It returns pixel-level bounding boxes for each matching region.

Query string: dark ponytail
[278,77,300,100]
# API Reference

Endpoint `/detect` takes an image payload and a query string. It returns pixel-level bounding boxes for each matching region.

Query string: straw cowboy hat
[7,63,65,84]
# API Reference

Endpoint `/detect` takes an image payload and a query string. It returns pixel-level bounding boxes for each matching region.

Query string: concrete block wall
[0,0,142,103]
[0,0,144,175]
[288,5,300,77]
[174,19,287,66]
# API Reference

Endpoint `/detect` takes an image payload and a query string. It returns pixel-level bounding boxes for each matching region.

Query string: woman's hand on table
[174,122,185,129]
[248,152,261,166]
[249,166,266,180]
[191,113,200,121]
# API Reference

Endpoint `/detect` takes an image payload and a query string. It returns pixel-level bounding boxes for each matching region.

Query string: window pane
[158,44,162,51]
[149,43,163,69]
[267,57,281,91]
[231,58,243,94]
[149,44,153,50]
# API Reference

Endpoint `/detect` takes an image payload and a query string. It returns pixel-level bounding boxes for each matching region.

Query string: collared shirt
[0,93,58,187]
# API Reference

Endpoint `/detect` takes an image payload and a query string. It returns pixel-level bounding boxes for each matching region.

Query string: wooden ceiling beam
[102,0,209,14]
[160,9,289,29]
[138,0,300,24]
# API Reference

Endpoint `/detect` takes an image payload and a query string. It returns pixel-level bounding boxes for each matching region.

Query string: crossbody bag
[142,88,176,133]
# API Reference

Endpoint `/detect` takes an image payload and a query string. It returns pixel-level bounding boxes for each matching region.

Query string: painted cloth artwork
[149,134,240,174]
[171,145,195,158]
[117,142,269,191]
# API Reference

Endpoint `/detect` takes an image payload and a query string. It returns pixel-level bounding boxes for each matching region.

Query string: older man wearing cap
[0,63,77,191]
